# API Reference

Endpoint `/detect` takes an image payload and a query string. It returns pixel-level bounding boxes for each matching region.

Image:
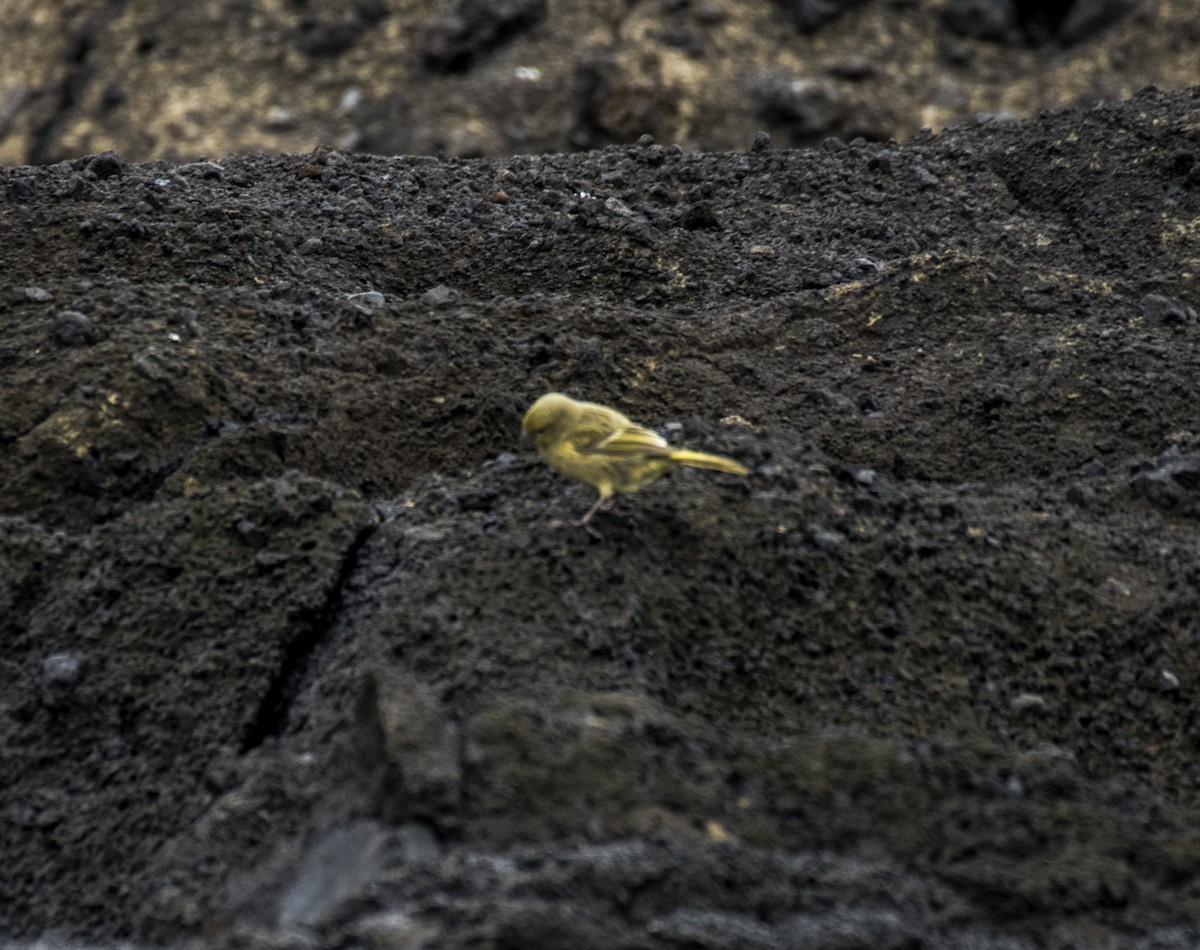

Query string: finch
[522,392,749,526]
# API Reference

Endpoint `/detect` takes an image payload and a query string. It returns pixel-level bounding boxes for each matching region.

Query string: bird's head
[525,393,585,446]
[522,392,578,439]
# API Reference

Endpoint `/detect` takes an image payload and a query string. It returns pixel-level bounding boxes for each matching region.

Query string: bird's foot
[546,514,604,539]
[576,497,615,536]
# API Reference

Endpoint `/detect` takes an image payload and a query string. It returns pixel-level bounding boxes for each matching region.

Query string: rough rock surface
[3,82,1200,946]
[3,0,1200,163]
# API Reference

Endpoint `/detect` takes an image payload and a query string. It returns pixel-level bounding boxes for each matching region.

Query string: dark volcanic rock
[1131,448,1200,515]
[1140,291,1197,326]
[50,310,95,345]
[2,89,1200,948]
[3,0,1197,163]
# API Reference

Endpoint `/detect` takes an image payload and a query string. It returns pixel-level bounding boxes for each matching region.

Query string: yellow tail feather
[668,449,749,476]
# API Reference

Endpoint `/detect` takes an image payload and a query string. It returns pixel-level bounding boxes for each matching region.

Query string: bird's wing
[586,423,674,458]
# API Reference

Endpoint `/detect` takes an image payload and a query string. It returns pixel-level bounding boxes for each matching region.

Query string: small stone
[867,150,894,174]
[1010,693,1047,713]
[346,291,385,309]
[7,177,37,201]
[43,652,81,687]
[855,392,881,414]
[749,130,773,153]
[177,160,225,179]
[255,551,291,570]
[41,652,82,708]
[131,352,168,381]
[482,451,517,471]
[810,529,845,554]
[1156,668,1180,691]
[1065,482,1097,509]
[169,307,201,333]
[422,284,460,306]
[84,150,123,180]
[1022,291,1056,313]
[52,311,95,346]
[236,518,264,547]
[678,202,720,231]
[354,911,442,948]
[24,287,53,302]
[1131,451,1200,513]
[981,382,1016,409]
[913,165,939,189]
[1140,292,1196,326]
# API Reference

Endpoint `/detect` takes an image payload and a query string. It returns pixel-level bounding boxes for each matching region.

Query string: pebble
[423,284,460,306]
[84,151,123,179]
[169,307,201,334]
[40,652,83,708]
[52,311,95,345]
[346,291,385,310]
[1065,482,1097,509]
[1010,693,1048,714]
[43,652,81,687]
[1130,450,1200,512]
[1156,669,1180,691]
[810,529,845,554]
[1140,292,1196,325]
[981,382,1016,409]
[913,166,939,189]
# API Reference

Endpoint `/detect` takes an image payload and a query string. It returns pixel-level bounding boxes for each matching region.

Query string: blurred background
[2,0,1197,165]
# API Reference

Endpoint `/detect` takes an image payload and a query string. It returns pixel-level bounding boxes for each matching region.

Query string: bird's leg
[574,493,612,527]
[548,493,611,538]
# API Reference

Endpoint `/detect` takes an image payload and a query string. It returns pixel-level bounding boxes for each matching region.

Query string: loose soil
[2,78,1200,948]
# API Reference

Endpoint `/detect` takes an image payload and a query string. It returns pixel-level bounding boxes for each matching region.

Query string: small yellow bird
[522,392,749,526]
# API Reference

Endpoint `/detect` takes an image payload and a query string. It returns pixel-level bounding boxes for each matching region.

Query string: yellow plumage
[522,392,748,526]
